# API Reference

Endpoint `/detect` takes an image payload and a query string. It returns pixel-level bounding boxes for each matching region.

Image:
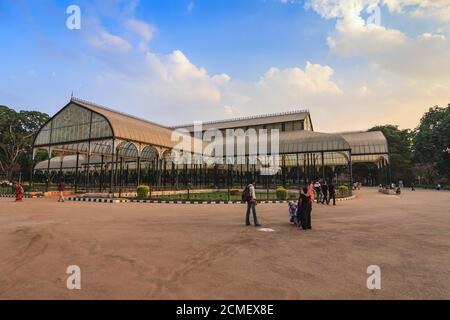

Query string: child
[288,201,298,225]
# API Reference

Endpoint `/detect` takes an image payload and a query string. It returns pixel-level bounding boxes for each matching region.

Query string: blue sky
[1,0,449,131]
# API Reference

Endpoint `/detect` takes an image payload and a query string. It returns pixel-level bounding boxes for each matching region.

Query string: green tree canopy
[0,105,49,180]
[368,124,413,183]
[412,105,450,180]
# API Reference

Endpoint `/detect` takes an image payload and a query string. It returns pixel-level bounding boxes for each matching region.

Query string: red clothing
[307,184,315,203]
[15,184,24,202]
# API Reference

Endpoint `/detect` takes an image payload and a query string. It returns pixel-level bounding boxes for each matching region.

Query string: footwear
[255,224,262,227]
[246,223,251,226]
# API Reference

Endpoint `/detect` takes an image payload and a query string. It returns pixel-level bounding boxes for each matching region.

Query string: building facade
[32,97,390,193]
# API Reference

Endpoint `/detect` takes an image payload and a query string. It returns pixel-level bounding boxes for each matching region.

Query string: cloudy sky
[0,0,449,132]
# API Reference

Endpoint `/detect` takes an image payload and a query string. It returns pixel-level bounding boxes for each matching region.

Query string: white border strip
[63,195,356,204]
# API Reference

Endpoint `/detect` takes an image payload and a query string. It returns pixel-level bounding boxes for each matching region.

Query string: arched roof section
[116,141,139,159]
[33,103,113,147]
[141,145,158,160]
[340,131,389,155]
[340,131,389,163]
[217,130,351,157]
[278,131,351,154]
[72,98,178,149]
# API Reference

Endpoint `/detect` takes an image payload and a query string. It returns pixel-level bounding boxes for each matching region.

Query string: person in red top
[307,181,315,204]
[58,180,65,202]
[14,181,24,202]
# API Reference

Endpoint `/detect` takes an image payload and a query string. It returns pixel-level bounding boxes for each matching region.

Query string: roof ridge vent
[172,108,310,128]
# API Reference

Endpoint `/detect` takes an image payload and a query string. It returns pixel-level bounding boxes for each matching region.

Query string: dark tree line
[358,104,449,185]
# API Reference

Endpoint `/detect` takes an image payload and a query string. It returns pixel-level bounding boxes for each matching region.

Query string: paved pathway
[0,188,449,299]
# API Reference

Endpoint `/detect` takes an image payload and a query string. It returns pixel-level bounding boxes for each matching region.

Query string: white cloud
[305,0,450,21]
[85,24,132,53]
[126,19,155,42]
[70,0,449,131]
[78,40,344,126]
[300,0,450,130]
[145,49,223,104]
[258,62,343,95]
[306,0,450,80]
[383,0,450,21]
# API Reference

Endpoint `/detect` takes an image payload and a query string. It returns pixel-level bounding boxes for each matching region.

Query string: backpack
[242,185,252,202]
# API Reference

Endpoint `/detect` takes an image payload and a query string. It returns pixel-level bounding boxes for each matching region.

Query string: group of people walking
[312,180,337,206]
[243,179,337,231]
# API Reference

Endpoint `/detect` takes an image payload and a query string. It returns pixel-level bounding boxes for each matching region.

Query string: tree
[0,106,49,180]
[368,125,414,183]
[412,163,439,185]
[412,105,450,181]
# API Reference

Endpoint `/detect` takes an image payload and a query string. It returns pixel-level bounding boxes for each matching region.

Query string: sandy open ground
[0,188,449,300]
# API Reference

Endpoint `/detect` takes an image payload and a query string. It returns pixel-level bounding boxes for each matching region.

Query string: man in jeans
[245,179,261,226]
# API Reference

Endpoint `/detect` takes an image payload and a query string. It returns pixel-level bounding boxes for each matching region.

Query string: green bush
[275,187,288,200]
[137,185,150,198]
[336,184,352,198]
[230,189,241,196]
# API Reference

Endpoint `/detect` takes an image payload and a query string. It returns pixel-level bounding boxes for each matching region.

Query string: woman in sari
[15,181,24,202]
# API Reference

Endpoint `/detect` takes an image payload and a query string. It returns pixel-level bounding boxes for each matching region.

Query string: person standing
[313,180,321,204]
[244,179,261,227]
[297,186,312,230]
[328,182,336,206]
[14,181,24,202]
[411,182,415,191]
[321,181,329,204]
[307,181,315,204]
[58,180,65,202]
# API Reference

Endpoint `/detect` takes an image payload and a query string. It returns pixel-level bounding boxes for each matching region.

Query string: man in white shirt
[245,179,261,226]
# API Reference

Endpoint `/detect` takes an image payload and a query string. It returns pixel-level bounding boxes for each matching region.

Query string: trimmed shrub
[337,184,351,198]
[275,187,288,200]
[137,185,150,198]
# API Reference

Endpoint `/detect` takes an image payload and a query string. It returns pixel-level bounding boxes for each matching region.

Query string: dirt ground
[0,188,449,300]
